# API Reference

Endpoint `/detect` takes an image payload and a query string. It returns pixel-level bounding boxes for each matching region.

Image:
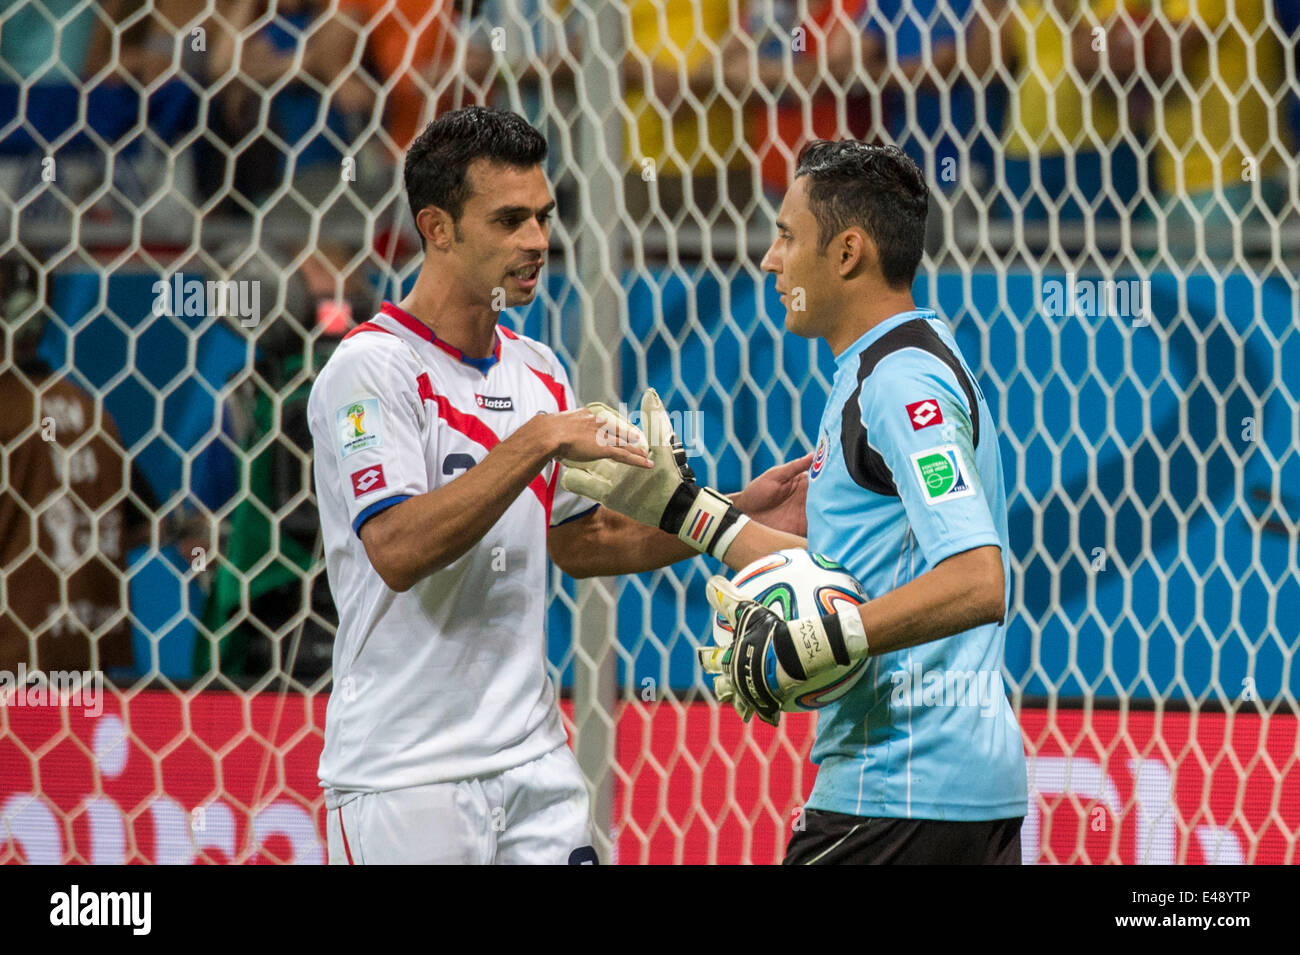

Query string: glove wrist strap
[666,486,750,560]
[788,609,870,681]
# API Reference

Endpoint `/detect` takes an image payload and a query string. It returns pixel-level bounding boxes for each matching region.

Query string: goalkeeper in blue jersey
[562,140,1027,864]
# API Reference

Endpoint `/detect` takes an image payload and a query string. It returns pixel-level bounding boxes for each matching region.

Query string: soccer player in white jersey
[309,107,809,865]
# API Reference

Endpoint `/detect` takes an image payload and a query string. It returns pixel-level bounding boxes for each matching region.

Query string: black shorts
[783,810,1024,865]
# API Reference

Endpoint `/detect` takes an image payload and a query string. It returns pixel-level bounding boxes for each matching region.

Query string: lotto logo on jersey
[909,444,975,505]
[350,465,387,498]
[906,398,943,430]
[475,394,514,411]
[337,397,383,458]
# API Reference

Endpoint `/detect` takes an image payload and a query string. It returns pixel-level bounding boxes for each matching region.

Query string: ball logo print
[906,398,943,430]
[350,465,387,498]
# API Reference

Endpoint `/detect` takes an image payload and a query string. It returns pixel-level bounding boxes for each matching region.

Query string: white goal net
[0,0,1296,865]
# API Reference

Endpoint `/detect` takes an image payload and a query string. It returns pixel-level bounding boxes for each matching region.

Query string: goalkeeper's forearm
[551,498,805,578]
[777,545,1008,684]
[717,519,806,572]
[851,544,1006,658]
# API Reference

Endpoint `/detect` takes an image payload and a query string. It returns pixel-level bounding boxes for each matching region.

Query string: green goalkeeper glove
[560,389,750,561]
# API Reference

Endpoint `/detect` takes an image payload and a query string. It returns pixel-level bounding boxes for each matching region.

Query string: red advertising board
[1,692,1295,864]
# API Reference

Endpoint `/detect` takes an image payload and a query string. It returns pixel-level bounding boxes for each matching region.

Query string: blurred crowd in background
[5,1,1294,246]
[3,0,1297,246]
[1,0,1298,683]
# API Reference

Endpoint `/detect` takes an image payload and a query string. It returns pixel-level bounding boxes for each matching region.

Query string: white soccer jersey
[308,302,596,802]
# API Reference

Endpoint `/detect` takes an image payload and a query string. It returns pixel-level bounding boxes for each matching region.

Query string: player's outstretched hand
[547,408,653,469]
[560,389,750,560]
[734,453,813,537]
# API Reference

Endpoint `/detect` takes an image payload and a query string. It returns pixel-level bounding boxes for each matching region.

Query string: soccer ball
[711,549,869,712]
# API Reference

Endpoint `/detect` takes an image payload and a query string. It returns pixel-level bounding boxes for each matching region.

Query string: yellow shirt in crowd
[1004,0,1121,158]
[1153,0,1282,194]
[625,0,747,176]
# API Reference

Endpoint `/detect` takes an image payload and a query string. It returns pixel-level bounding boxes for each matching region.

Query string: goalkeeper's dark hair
[405,107,548,244]
[794,140,929,290]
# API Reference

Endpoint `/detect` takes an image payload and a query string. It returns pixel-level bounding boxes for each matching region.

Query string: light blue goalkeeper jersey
[804,308,1028,821]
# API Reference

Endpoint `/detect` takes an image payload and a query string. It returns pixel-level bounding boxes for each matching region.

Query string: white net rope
[0,0,1296,864]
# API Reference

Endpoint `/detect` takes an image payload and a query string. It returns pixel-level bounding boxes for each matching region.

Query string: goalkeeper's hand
[559,389,750,561]
[699,575,870,726]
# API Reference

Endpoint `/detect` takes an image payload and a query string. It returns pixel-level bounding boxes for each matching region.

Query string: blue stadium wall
[45,265,1299,702]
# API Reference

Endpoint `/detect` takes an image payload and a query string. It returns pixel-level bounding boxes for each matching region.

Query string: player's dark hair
[404,107,548,243]
[794,140,929,290]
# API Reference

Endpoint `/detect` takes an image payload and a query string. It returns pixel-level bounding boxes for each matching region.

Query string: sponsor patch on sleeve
[337,397,383,458]
[906,398,943,430]
[350,464,387,498]
[909,444,976,505]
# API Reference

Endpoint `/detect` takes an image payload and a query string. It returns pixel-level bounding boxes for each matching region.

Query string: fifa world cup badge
[337,397,384,458]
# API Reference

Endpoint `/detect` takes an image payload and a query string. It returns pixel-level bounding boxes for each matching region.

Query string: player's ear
[837,228,869,278]
[417,206,457,252]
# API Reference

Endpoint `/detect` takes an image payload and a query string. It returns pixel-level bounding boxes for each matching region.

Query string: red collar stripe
[380,302,501,370]
[342,321,395,340]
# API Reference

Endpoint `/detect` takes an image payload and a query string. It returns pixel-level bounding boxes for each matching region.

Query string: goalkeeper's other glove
[560,389,749,561]
[699,575,869,726]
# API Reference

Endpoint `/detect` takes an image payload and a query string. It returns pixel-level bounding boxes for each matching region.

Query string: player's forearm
[855,545,1005,657]
[360,420,556,592]
[552,486,797,577]
[551,506,697,578]
[716,518,806,572]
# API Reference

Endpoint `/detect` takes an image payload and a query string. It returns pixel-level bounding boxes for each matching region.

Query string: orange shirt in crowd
[758,0,870,194]
[344,0,462,151]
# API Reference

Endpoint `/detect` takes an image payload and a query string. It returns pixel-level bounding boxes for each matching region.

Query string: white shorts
[325,745,596,865]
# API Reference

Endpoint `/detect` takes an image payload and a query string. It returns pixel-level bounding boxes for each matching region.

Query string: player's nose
[759,244,780,274]
[522,216,548,253]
